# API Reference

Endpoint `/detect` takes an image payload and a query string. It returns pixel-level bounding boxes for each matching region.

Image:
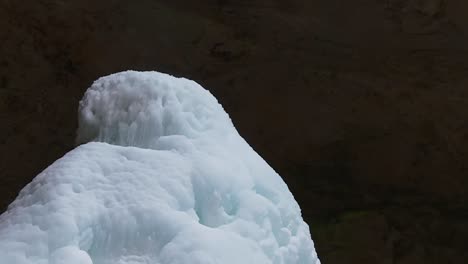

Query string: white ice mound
[0,71,320,264]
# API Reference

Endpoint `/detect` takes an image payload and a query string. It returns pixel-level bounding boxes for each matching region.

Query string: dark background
[1,0,468,263]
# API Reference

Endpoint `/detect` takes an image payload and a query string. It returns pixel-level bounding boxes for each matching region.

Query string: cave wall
[1,0,468,263]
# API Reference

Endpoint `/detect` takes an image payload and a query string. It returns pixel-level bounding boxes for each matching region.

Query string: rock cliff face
[1,0,467,263]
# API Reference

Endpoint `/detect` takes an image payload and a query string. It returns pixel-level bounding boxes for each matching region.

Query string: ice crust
[0,71,320,264]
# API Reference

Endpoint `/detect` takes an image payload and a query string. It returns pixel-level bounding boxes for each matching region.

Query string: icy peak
[77,71,232,149]
[0,71,320,264]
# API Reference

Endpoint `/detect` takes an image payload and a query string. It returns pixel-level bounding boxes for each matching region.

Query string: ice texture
[0,71,320,264]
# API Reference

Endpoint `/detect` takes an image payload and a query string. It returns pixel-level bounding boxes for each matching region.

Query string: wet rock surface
[1,0,468,263]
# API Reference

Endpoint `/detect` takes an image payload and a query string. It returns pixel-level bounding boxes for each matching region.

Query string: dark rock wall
[1,0,467,263]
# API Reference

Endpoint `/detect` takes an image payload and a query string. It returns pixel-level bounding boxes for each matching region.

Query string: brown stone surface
[1,0,468,263]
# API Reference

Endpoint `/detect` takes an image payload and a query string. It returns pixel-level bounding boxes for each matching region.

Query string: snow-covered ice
[0,71,320,264]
